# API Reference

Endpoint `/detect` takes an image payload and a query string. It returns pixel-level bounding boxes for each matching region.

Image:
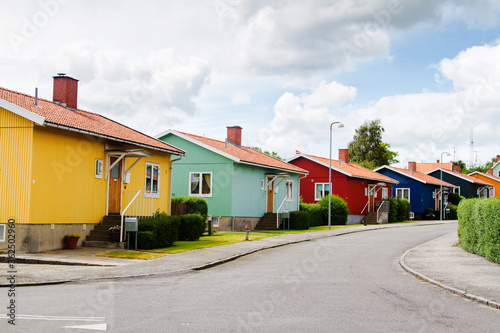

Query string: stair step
[82,241,126,249]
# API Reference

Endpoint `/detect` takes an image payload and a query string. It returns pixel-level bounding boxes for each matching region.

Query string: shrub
[458,198,500,263]
[172,196,208,221]
[386,197,409,222]
[178,214,205,241]
[386,197,398,222]
[289,211,309,230]
[137,212,180,249]
[318,195,349,225]
[137,231,155,250]
[446,204,458,220]
[447,193,462,206]
[300,202,323,226]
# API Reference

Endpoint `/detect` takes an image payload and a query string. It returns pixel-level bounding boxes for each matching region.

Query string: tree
[252,147,283,160]
[347,119,398,169]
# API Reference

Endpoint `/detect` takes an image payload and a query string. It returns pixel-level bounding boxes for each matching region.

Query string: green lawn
[96,250,166,260]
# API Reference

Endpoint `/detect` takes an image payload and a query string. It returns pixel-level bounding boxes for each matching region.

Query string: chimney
[497,155,500,163]
[226,126,242,147]
[339,149,349,163]
[453,163,461,173]
[436,159,440,163]
[53,73,79,109]
[408,161,416,173]
[488,168,493,175]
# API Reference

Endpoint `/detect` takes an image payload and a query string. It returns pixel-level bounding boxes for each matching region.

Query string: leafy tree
[452,158,496,174]
[252,147,282,160]
[348,119,398,169]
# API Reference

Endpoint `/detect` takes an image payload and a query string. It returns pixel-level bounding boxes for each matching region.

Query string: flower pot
[65,237,79,250]
[110,232,120,243]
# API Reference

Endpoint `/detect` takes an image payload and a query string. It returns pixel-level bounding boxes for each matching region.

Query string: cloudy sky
[2,0,500,168]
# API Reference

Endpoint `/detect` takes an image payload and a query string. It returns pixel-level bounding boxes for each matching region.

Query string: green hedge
[318,195,349,225]
[299,203,323,226]
[458,198,500,263]
[447,204,458,220]
[289,211,309,230]
[386,198,410,222]
[172,196,208,220]
[178,214,206,241]
[137,212,180,249]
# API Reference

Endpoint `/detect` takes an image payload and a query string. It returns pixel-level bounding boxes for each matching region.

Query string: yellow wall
[0,107,34,224]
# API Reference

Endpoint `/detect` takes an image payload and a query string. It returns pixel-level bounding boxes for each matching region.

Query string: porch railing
[120,190,159,242]
[277,197,293,229]
[377,200,390,224]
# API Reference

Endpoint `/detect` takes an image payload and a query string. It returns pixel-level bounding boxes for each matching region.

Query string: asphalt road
[4,223,500,332]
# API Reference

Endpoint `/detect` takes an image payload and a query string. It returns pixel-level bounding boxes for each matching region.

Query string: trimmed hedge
[447,193,463,206]
[458,198,500,263]
[289,211,310,230]
[299,203,323,227]
[386,197,410,222]
[137,212,180,250]
[172,196,208,220]
[318,195,349,225]
[447,204,458,220]
[178,214,206,241]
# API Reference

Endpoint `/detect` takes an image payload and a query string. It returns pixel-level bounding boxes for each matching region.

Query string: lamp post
[440,152,451,221]
[329,121,344,230]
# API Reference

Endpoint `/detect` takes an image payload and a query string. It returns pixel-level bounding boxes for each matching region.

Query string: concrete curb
[399,235,500,311]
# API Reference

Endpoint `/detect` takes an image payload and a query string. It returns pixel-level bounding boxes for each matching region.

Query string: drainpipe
[298,173,308,211]
[169,155,183,215]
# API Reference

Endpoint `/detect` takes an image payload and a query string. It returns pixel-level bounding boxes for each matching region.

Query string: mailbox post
[124,217,138,250]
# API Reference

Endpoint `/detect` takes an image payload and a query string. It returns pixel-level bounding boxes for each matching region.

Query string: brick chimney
[488,168,493,175]
[497,155,500,163]
[408,161,416,173]
[453,163,461,173]
[339,149,349,163]
[53,73,78,109]
[226,126,242,147]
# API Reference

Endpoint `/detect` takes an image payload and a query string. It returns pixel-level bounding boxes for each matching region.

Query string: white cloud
[231,92,251,105]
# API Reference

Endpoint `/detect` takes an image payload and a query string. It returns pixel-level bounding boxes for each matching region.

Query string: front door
[108,157,122,214]
[267,177,275,213]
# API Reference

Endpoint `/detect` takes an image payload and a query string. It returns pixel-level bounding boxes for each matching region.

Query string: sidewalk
[1,220,499,310]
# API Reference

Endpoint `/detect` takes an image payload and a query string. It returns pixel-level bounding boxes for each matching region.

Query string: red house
[287,150,398,223]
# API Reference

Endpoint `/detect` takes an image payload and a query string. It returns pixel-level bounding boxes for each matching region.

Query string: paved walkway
[1,221,499,310]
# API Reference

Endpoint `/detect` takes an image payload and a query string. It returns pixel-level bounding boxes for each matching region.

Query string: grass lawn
[96,250,166,260]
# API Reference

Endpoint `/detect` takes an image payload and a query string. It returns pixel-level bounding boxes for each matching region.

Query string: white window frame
[286,180,293,201]
[452,187,460,195]
[490,187,495,197]
[145,163,160,198]
[0,224,5,242]
[396,188,410,201]
[95,159,103,179]
[189,172,213,197]
[212,217,219,227]
[382,188,388,199]
[260,179,265,191]
[314,183,330,201]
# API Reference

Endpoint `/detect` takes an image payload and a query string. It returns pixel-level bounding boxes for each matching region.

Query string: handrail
[120,190,144,242]
[377,200,389,223]
[361,200,369,215]
[276,196,288,229]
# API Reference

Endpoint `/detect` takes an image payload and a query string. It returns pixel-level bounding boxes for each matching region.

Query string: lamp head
[338,123,345,128]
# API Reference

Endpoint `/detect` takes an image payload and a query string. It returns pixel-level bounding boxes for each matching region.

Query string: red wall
[291,157,392,215]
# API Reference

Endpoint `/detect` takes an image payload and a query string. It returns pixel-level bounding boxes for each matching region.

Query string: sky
[1,0,500,168]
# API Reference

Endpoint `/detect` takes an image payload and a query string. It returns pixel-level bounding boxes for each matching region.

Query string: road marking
[5,314,105,322]
[63,323,107,330]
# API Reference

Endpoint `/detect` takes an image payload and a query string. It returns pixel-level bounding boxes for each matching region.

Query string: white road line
[63,323,107,331]
[4,314,105,322]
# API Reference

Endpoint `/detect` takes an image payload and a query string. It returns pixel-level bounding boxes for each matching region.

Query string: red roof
[300,154,398,184]
[415,162,452,173]
[175,131,307,174]
[379,165,456,187]
[0,87,184,155]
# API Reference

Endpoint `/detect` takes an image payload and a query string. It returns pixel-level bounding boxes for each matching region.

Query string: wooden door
[267,177,274,213]
[108,158,122,214]
[368,184,375,212]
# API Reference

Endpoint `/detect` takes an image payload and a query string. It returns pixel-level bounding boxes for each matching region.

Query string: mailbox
[281,210,290,219]
[124,217,138,232]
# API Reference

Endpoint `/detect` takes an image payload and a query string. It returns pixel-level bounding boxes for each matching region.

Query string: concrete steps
[255,213,281,230]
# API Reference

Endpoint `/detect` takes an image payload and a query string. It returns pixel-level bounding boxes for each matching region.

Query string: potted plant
[64,233,80,250]
[109,225,121,242]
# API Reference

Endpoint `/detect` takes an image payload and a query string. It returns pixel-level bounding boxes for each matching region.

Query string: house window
[315,183,330,201]
[212,217,219,227]
[396,188,410,201]
[382,188,388,199]
[452,187,460,195]
[260,179,265,191]
[95,159,103,179]
[145,163,160,198]
[490,187,495,197]
[286,180,293,201]
[190,172,212,197]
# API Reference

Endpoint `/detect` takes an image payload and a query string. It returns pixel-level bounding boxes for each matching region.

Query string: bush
[458,198,500,263]
[137,231,155,250]
[318,195,349,225]
[448,193,463,206]
[172,196,208,220]
[386,197,409,222]
[137,211,180,249]
[447,204,458,220]
[289,211,309,230]
[299,202,324,226]
[178,214,205,241]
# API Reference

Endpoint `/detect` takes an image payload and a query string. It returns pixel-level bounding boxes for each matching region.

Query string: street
[4,223,500,332]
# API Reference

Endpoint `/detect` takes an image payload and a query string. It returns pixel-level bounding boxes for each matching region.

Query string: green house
[156,126,307,231]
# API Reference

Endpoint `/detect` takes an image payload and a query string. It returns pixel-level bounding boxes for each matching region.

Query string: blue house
[156,126,308,231]
[375,162,456,220]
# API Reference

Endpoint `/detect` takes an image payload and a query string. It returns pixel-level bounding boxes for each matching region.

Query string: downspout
[298,173,308,211]
[169,155,183,215]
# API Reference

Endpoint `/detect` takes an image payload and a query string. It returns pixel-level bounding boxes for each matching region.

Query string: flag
[295,150,301,154]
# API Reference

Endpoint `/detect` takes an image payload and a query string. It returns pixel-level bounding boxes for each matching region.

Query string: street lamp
[440,152,451,221]
[329,121,344,230]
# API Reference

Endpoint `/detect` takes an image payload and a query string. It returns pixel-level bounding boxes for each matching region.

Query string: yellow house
[469,170,500,198]
[0,74,184,252]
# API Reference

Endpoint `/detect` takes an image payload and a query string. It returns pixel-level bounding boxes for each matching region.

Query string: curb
[399,235,500,311]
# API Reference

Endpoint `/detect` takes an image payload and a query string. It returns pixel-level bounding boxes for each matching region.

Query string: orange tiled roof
[303,154,398,184]
[443,169,493,186]
[0,87,184,154]
[177,131,307,174]
[381,165,456,187]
